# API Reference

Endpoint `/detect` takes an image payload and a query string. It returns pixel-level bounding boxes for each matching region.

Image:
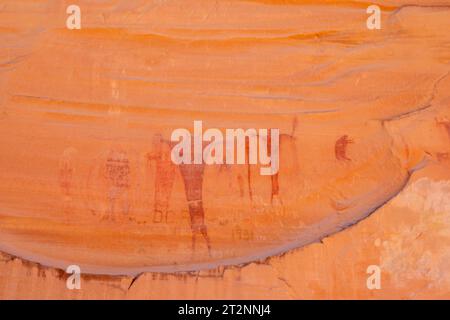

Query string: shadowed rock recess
[0,0,449,299]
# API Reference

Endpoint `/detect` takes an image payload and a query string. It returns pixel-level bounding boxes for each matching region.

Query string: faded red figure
[147,134,177,223]
[58,147,77,216]
[335,135,354,161]
[104,150,130,220]
[59,153,74,197]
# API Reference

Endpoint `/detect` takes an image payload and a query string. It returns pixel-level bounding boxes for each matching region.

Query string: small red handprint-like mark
[335,135,354,161]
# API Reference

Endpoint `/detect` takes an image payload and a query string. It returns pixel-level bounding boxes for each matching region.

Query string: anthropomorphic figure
[147,134,176,223]
[104,150,130,220]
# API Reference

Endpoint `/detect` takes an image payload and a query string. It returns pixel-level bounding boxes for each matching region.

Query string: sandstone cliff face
[0,0,449,299]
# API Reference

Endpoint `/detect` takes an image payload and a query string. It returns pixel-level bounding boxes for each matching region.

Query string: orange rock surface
[0,0,449,299]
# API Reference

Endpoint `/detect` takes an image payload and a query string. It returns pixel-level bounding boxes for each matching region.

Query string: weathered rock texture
[0,0,449,299]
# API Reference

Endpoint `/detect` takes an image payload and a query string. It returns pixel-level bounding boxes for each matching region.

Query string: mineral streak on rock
[0,0,449,299]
